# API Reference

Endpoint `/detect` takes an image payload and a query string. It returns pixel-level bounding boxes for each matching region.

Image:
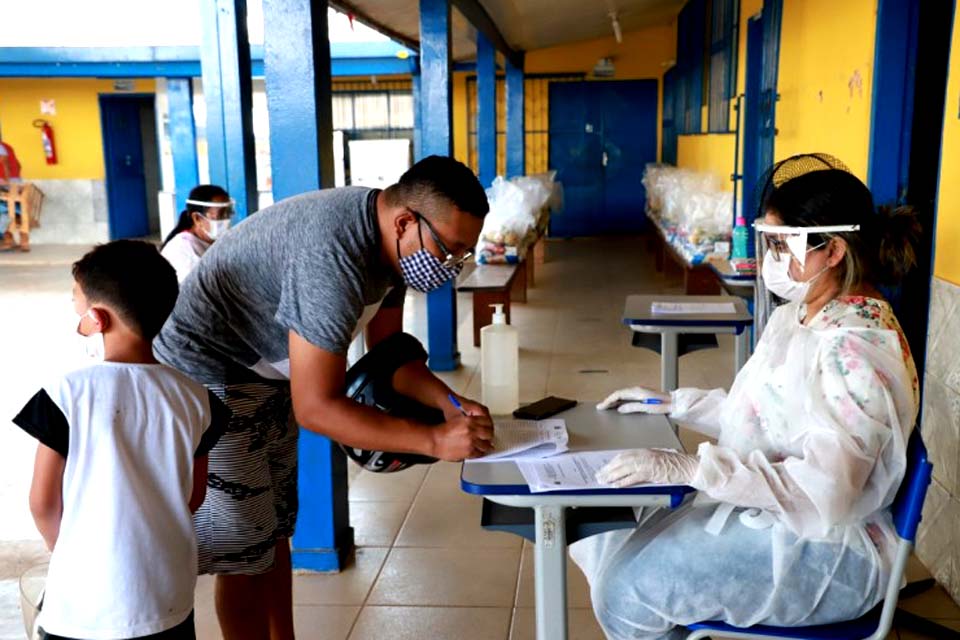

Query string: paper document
[517,450,658,493]
[651,301,737,315]
[465,419,569,462]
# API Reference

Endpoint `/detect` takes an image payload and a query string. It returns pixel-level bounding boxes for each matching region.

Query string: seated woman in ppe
[573,153,922,640]
[160,184,234,283]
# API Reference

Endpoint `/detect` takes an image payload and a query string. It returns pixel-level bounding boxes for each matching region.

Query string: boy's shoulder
[56,362,209,402]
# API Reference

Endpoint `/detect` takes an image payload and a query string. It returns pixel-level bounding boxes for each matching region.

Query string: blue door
[548,80,658,237]
[99,95,151,239]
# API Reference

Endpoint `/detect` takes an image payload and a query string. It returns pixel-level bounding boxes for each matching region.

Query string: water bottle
[481,304,519,415]
[732,216,749,259]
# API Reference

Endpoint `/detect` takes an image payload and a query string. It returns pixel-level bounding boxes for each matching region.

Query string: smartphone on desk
[513,396,578,420]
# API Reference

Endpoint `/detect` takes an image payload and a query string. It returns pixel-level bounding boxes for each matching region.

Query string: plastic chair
[686,429,934,640]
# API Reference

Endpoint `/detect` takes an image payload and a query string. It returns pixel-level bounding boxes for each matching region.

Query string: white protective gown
[161,231,211,283]
[571,296,919,640]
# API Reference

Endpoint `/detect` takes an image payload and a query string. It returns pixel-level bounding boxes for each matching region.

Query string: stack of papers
[517,451,625,492]
[464,419,569,462]
[650,301,737,315]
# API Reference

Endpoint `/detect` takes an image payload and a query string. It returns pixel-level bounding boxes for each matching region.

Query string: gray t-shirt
[155,187,402,384]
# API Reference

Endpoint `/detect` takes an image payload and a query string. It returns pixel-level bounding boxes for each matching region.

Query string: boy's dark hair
[383,155,489,219]
[72,240,179,340]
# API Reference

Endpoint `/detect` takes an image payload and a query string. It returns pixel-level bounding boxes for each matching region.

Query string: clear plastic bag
[478,174,556,262]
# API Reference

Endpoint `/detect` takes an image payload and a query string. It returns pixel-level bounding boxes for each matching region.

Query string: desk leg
[734,330,749,374]
[661,332,679,393]
[534,505,568,640]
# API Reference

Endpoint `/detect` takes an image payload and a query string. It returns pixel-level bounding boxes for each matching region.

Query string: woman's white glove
[596,448,698,488]
[596,387,671,415]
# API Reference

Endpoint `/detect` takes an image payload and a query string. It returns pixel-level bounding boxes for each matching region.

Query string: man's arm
[289,330,493,460]
[29,444,65,551]
[365,300,490,420]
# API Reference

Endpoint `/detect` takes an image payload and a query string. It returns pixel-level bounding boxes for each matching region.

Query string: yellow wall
[675,0,876,189]
[0,78,156,180]
[677,134,736,182]
[774,0,877,180]
[453,71,470,165]
[934,11,960,285]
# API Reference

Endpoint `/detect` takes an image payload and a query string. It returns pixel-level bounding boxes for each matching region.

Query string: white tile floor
[2,238,960,639]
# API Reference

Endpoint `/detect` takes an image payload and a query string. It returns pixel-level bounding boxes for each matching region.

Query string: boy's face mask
[75,308,105,361]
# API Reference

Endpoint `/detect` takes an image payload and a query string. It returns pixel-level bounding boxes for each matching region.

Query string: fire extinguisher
[32,119,57,165]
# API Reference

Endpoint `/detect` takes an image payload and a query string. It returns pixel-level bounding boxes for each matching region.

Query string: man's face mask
[397,213,472,293]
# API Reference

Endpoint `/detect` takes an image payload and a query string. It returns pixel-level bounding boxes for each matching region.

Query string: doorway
[548,80,658,237]
[99,94,161,240]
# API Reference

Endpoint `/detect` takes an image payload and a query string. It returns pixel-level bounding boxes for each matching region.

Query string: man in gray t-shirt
[155,156,494,637]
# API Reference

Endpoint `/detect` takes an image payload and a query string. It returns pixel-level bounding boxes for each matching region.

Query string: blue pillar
[476,32,496,188]
[199,0,258,221]
[419,0,460,371]
[262,0,347,572]
[506,56,525,178]
[166,78,199,213]
[412,71,423,161]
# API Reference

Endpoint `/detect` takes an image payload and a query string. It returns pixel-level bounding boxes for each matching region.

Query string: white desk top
[461,404,683,495]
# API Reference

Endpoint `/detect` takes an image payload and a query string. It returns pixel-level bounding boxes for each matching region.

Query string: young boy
[12,240,229,640]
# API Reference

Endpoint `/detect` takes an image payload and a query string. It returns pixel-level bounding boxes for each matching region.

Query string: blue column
[506,57,525,178]
[262,0,347,572]
[412,71,423,161]
[166,77,199,212]
[476,32,496,188]
[199,0,258,221]
[419,0,460,371]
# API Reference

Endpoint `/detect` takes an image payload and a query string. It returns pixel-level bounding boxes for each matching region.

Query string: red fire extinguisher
[32,119,57,165]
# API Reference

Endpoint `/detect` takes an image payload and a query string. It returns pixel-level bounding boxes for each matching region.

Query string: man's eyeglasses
[415,213,474,269]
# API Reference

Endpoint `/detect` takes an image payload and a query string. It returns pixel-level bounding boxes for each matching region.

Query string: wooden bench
[1,182,44,252]
[457,263,527,347]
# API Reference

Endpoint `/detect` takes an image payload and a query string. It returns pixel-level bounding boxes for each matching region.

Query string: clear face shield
[186,198,236,221]
[754,223,860,269]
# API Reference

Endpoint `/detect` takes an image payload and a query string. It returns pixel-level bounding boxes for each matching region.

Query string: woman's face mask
[187,198,235,242]
[756,220,857,303]
[397,214,469,293]
[762,252,812,302]
[201,214,232,241]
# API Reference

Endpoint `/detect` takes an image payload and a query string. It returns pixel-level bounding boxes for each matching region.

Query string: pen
[448,394,469,415]
[638,398,664,405]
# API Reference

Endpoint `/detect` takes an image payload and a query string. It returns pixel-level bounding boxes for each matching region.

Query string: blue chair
[686,429,934,640]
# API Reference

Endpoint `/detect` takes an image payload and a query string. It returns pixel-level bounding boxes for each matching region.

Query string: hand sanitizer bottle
[481,304,519,415]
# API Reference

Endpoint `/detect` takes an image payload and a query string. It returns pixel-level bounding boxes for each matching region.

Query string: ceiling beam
[329,1,421,52]
[450,0,523,68]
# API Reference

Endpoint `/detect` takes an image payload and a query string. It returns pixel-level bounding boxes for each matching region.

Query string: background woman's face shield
[185,198,236,221]
[755,223,859,268]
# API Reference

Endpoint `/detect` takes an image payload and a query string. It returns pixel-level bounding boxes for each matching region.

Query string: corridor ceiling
[332,0,686,61]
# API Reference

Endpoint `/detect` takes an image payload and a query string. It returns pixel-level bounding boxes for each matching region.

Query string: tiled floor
[3,238,960,639]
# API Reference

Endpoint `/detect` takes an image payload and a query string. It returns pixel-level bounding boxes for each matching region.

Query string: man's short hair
[383,155,489,219]
[72,240,179,340]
